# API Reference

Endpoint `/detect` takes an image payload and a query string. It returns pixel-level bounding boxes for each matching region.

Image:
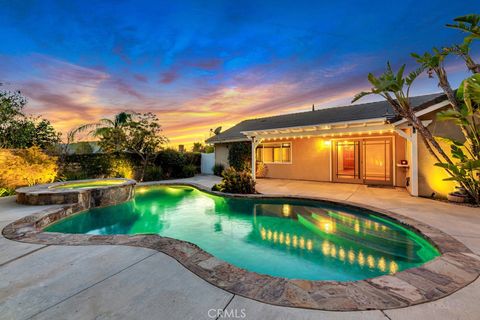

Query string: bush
[143,166,162,181]
[212,163,225,176]
[74,142,94,154]
[61,153,114,180]
[59,150,201,181]
[109,158,135,179]
[228,142,251,171]
[213,167,255,194]
[0,146,58,189]
[181,164,197,178]
[155,149,200,179]
[0,187,15,197]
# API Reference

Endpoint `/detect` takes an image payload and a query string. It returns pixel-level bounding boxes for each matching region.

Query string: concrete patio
[1,175,479,320]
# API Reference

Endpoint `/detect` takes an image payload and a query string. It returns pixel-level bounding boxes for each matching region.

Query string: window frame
[256,141,292,164]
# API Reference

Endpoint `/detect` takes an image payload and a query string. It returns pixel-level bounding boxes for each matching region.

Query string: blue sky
[0,0,478,145]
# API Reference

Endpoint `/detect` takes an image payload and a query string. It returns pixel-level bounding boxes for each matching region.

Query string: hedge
[61,150,201,181]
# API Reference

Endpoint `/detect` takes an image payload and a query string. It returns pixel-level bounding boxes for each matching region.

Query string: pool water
[45,185,440,281]
[49,180,126,190]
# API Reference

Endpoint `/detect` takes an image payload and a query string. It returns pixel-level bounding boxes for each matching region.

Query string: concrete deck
[1,175,479,320]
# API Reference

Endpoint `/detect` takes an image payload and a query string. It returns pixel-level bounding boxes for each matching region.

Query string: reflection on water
[257,225,399,275]
[46,185,438,281]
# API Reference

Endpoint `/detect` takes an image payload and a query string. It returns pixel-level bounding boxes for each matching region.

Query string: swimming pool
[45,185,439,281]
[48,179,127,190]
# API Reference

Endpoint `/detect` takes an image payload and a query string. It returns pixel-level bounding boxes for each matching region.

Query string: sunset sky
[0,0,478,148]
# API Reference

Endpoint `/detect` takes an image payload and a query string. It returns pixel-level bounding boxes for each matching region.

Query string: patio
[1,175,479,320]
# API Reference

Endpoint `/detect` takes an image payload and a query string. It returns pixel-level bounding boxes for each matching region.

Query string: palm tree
[72,112,132,152]
[446,14,480,40]
[75,112,132,137]
[353,63,452,166]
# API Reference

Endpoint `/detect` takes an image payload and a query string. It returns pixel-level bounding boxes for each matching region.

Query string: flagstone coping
[15,178,136,207]
[3,182,479,311]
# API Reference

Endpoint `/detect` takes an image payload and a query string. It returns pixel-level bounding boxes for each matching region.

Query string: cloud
[133,74,148,82]
[159,70,179,84]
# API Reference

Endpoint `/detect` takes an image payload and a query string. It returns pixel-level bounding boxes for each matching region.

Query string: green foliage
[192,142,205,152]
[143,166,163,181]
[228,142,251,171]
[109,157,135,179]
[355,14,480,204]
[352,62,422,111]
[155,149,200,179]
[213,167,256,194]
[0,147,58,189]
[74,142,94,154]
[212,163,225,176]
[0,90,60,149]
[75,112,168,181]
[156,148,186,178]
[435,73,480,203]
[60,153,116,180]
[0,187,15,197]
[204,145,214,153]
[191,143,213,153]
[446,14,480,40]
[182,164,197,178]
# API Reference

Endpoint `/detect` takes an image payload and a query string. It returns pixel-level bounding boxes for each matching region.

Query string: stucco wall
[417,111,463,198]
[262,137,331,181]
[261,134,405,185]
[214,143,231,167]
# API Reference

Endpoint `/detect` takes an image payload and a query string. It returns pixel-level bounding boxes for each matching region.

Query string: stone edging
[3,182,480,311]
[16,178,136,207]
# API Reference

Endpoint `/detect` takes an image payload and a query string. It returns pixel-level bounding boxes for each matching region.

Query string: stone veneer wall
[16,179,136,211]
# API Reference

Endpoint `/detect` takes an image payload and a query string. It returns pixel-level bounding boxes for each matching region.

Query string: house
[206,93,463,198]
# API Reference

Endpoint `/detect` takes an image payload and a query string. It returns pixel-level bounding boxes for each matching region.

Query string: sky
[0,0,478,148]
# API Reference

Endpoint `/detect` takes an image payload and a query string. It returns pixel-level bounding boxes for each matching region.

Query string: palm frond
[352,91,373,103]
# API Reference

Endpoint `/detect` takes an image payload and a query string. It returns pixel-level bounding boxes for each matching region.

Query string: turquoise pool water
[49,180,126,190]
[45,185,440,281]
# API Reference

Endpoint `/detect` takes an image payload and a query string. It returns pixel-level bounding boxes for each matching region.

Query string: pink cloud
[133,74,148,82]
[159,70,179,84]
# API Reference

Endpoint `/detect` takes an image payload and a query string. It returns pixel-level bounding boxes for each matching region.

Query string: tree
[122,112,168,181]
[74,111,132,152]
[0,90,60,149]
[192,142,206,153]
[354,14,480,204]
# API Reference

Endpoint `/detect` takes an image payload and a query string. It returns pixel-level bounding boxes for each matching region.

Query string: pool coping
[3,181,480,311]
[15,178,136,206]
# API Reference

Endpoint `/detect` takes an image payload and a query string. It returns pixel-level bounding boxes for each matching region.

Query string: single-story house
[206,93,462,198]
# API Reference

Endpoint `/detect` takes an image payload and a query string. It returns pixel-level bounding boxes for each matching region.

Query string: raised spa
[45,185,439,281]
[48,179,127,190]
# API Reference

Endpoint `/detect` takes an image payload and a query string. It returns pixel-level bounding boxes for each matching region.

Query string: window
[256,142,291,164]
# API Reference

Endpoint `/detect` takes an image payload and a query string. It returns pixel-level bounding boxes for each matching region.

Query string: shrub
[256,162,268,178]
[214,167,255,194]
[181,164,197,178]
[228,142,251,171]
[143,166,163,181]
[74,142,94,154]
[155,149,200,179]
[0,146,58,189]
[0,187,15,197]
[60,153,114,179]
[109,158,135,179]
[212,163,225,176]
[155,148,186,178]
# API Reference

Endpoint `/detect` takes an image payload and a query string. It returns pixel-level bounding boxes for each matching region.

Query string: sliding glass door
[333,140,362,183]
[332,138,392,185]
[363,139,392,184]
